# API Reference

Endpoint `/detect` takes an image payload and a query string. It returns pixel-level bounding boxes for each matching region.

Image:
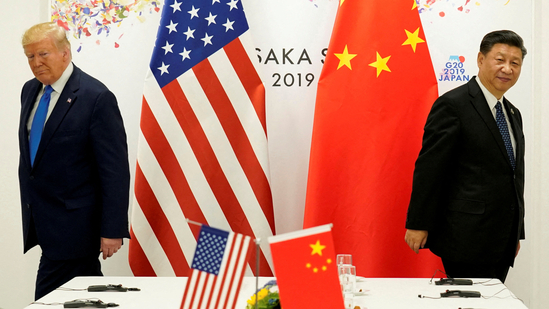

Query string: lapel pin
[67,98,72,103]
[510,109,514,115]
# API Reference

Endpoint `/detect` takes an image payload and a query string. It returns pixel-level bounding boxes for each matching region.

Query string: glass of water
[339,264,356,294]
[336,254,353,266]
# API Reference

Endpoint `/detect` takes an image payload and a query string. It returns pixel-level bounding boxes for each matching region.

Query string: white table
[24,276,528,308]
[25,276,273,309]
[352,277,528,309]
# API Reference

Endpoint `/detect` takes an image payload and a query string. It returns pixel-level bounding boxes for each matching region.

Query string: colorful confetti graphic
[417,0,511,16]
[307,0,335,9]
[51,0,162,49]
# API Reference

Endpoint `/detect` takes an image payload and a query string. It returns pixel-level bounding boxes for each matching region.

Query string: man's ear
[477,51,484,69]
[62,47,71,62]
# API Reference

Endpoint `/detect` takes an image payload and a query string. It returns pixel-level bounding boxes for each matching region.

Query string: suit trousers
[35,253,102,300]
[441,214,518,283]
[441,257,511,283]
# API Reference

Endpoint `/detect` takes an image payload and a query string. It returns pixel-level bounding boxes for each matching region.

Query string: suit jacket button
[29,176,34,180]
[27,204,31,209]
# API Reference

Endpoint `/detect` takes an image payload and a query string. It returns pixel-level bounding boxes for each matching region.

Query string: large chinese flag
[304,0,443,277]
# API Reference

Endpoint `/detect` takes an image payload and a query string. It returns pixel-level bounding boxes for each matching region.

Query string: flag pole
[185,218,204,227]
[254,238,261,309]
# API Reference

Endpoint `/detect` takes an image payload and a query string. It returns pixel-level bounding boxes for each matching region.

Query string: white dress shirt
[27,62,74,134]
[475,77,516,157]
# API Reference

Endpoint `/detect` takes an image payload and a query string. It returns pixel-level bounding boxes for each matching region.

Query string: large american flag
[180,225,251,309]
[128,0,274,277]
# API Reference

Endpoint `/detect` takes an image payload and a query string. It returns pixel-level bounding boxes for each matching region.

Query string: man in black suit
[19,22,130,299]
[404,30,526,283]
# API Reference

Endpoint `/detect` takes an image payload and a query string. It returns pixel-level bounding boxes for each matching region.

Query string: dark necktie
[495,101,515,170]
[29,85,54,166]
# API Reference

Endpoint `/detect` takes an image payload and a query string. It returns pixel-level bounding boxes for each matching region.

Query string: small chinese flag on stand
[268,224,344,309]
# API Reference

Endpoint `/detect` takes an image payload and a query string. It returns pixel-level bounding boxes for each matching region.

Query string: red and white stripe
[180,232,251,309]
[128,31,274,277]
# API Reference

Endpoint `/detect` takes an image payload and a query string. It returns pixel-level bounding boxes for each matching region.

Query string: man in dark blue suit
[19,22,130,300]
[405,30,527,283]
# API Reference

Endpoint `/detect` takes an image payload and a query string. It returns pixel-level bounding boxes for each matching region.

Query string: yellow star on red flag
[402,27,425,52]
[334,45,357,70]
[306,258,333,273]
[369,52,391,77]
[310,240,326,256]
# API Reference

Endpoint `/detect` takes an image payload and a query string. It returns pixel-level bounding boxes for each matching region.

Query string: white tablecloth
[24,276,528,308]
[25,276,273,309]
[352,277,527,309]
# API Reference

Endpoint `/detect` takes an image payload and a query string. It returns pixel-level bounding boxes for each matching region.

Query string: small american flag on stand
[128,0,274,277]
[181,225,252,309]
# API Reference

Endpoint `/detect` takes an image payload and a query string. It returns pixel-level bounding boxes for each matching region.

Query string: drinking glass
[339,264,356,294]
[336,254,353,266]
[343,292,354,308]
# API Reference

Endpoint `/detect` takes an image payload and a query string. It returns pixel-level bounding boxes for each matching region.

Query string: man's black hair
[480,30,527,60]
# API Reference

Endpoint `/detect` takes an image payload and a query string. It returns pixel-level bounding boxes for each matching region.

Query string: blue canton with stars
[150,0,249,88]
[191,225,230,275]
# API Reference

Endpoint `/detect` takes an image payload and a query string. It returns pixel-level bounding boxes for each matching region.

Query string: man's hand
[405,229,428,254]
[101,237,123,260]
[516,241,521,257]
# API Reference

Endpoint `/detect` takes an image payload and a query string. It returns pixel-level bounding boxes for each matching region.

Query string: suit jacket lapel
[468,78,514,170]
[32,66,80,168]
[504,99,524,167]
